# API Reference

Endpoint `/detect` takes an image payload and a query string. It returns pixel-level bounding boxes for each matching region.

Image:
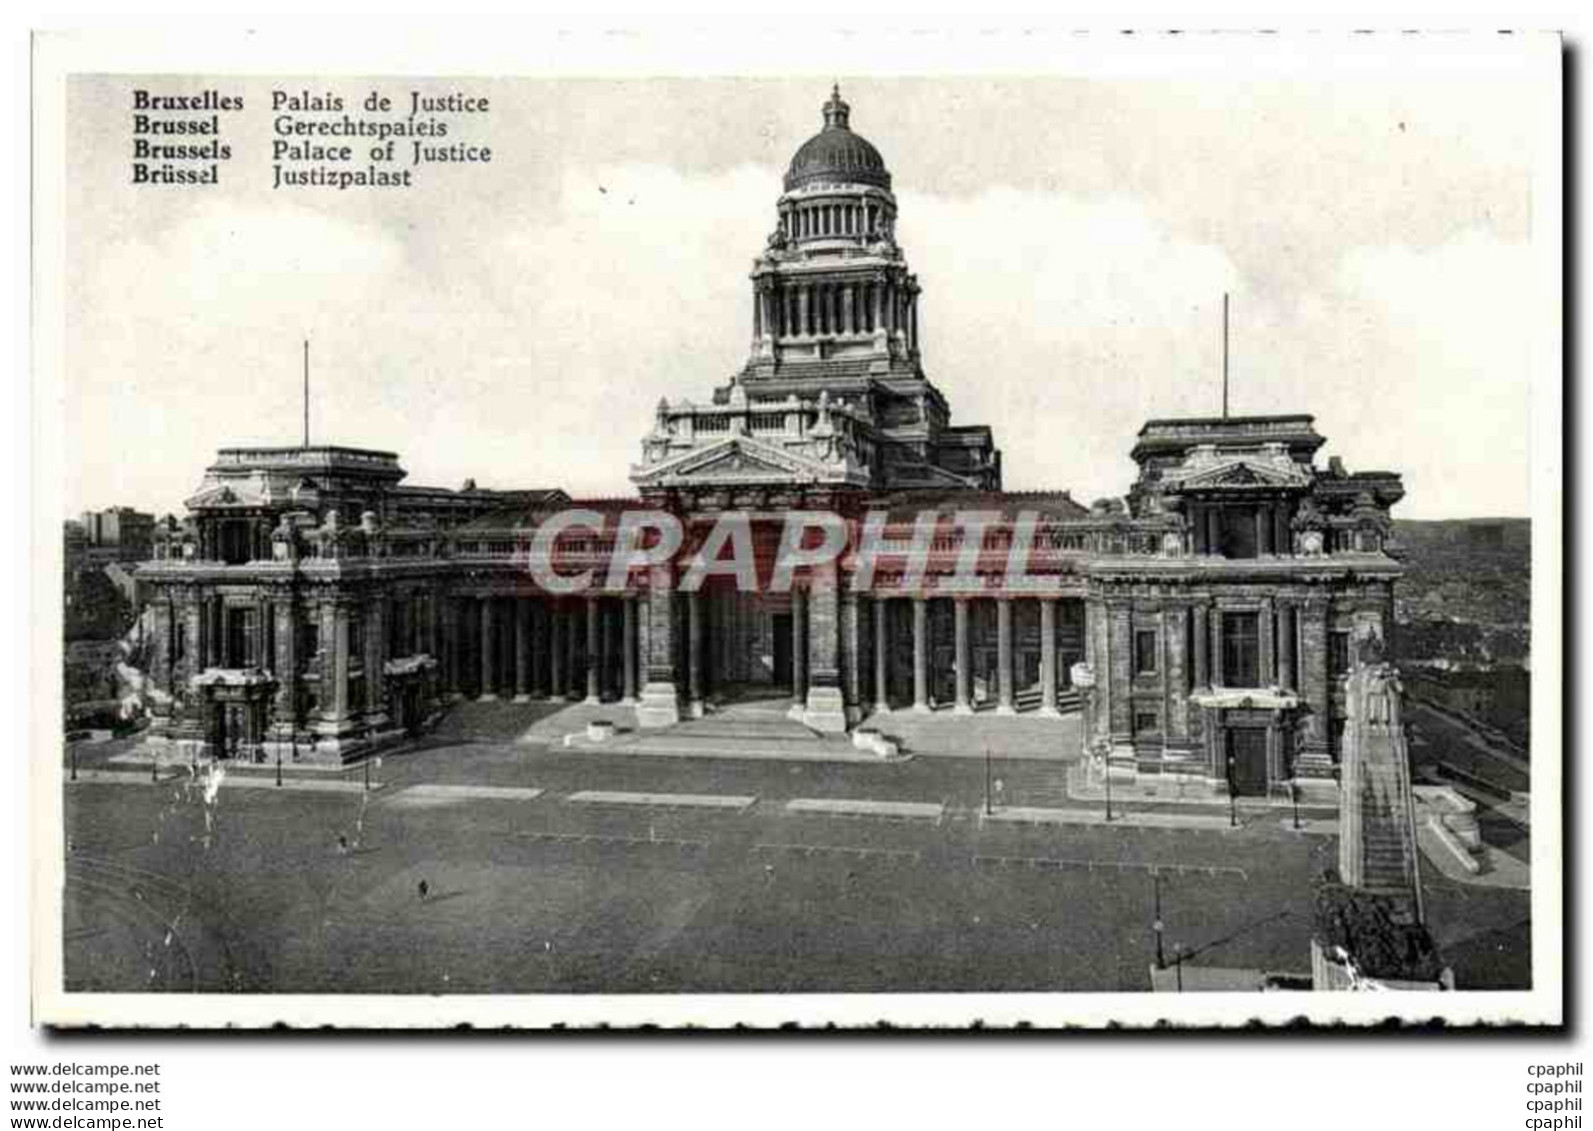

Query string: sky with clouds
[63,72,1546,520]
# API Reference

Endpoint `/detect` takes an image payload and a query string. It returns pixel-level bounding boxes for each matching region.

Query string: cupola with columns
[743,86,924,379]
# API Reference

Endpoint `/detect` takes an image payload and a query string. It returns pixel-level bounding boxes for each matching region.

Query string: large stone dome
[783,87,892,192]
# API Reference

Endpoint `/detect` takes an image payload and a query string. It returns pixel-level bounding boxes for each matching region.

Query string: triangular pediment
[631,435,855,488]
[1172,457,1308,491]
[682,445,800,481]
[185,482,267,509]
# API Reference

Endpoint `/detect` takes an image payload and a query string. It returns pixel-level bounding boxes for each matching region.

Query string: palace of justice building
[133,89,1406,801]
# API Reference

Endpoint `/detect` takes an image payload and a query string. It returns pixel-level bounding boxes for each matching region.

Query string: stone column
[873,598,890,714]
[331,602,351,723]
[1040,598,1059,715]
[1165,606,1189,743]
[479,598,498,700]
[622,596,639,703]
[637,570,682,728]
[548,601,565,701]
[996,597,1016,715]
[803,566,846,733]
[1192,603,1209,689]
[798,286,810,337]
[791,589,807,706]
[952,599,972,714]
[585,596,603,704]
[440,597,459,697]
[1210,606,1224,688]
[530,600,548,696]
[210,596,226,667]
[420,591,435,657]
[841,589,863,727]
[255,595,271,669]
[274,599,297,723]
[564,600,580,699]
[195,594,209,669]
[1108,604,1133,747]
[513,599,530,701]
[1260,598,1276,686]
[366,596,387,721]
[1295,596,1334,778]
[1207,509,1221,557]
[1278,603,1296,691]
[1255,507,1269,556]
[687,590,704,717]
[911,596,929,711]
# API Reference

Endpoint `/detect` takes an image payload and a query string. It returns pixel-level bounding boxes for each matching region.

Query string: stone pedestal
[802,683,848,734]
[636,681,683,728]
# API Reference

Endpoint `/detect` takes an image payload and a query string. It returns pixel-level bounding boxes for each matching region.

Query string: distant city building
[63,520,88,572]
[135,89,1405,801]
[79,506,156,562]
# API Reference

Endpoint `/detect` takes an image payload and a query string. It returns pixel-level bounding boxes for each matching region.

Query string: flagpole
[1221,293,1229,419]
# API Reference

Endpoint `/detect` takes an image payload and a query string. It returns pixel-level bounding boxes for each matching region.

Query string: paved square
[61,738,1531,994]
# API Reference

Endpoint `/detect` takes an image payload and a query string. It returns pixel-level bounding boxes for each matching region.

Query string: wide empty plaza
[62,718,1530,996]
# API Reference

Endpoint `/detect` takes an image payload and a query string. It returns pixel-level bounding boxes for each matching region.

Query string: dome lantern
[822,84,850,130]
[783,86,892,192]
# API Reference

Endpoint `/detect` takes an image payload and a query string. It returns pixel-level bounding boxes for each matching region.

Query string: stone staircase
[1013,686,1082,713]
[430,700,554,744]
[623,694,847,758]
[1338,660,1424,918]
[1361,822,1418,894]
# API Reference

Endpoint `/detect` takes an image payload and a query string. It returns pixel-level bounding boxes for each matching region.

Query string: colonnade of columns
[781,197,884,242]
[870,595,1077,716]
[454,594,642,706]
[1183,597,1303,692]
[1189,501,1295,557]
[756,277,917,350]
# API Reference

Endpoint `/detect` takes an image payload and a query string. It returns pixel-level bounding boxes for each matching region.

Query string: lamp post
[1290,779,1301,831]
[1103,745,1114,823]
[70,742,77,783]
[984,745,992,816]
[1152,871,1166,970]
[1173,943,1185,992]
[1226,753,1237,828]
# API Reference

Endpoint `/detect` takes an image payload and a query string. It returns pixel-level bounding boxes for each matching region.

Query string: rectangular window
[1221,611,1261,687]
[1134,629,1159,675]
[225,607,254,668]
[1134,709,1160,735]
[1329,631,1351,676]
[1218,508,1259,560]
[219,521,250,565]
